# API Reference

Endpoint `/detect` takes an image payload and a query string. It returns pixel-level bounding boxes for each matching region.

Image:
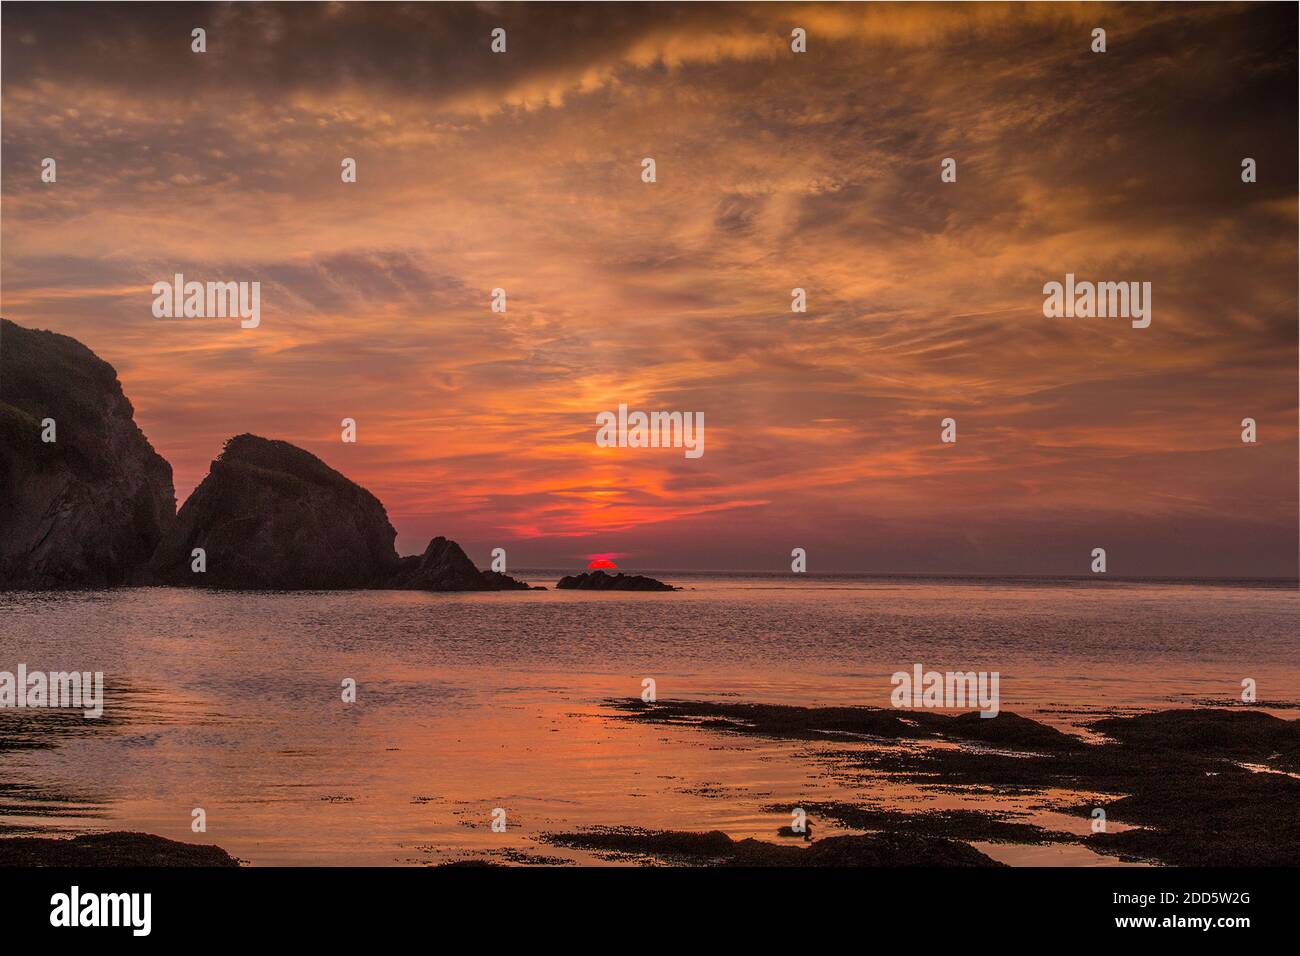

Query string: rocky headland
[0,319,533,592]
[0,319,175,588]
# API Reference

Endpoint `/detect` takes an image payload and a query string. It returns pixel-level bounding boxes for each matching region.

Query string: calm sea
[2,574,1297,865]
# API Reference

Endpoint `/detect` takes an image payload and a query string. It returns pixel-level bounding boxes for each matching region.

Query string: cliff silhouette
[0,318,534,592]
[0,319,174,587]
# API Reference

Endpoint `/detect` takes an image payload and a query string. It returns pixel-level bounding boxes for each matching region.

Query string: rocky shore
[542,826,1002,866]
[0,831,238,867]
[608,699,1300,866]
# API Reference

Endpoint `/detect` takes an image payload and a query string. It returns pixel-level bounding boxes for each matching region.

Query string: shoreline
[5,697,1296,866]
[601,698,1300,867]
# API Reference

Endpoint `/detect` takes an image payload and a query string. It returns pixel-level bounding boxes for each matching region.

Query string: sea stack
[150,435,533,592]
[556,570,677,591]
[149,434,402,589]
[1,319,535,593]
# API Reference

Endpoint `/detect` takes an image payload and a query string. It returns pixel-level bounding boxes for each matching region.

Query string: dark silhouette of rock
[544,826,1002,866]
[150,434,402,589]
[614,697,1083,750]
[482,570,544,591]
[776,822,813,841]
[387,535,530,591]
[620,698,1300,866]
[151,445,533,591]
[0,831,238,866]
[0,318,175,589]
[388,536,481,590]
[1,321,540,593]
[556,570,677,591]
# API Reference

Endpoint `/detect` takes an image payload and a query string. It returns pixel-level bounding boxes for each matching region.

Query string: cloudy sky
[2,2,1296,575]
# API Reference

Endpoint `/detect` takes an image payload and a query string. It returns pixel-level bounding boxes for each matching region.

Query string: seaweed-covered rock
[543,826,1002,867]
[0,831,238,867]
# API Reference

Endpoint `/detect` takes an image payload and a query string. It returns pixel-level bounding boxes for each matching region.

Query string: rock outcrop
[0,318,175,588]
[556,570,677,591]
[150,437,532,591]
[0,831,239,867]
[1,320,537,593]
[150,434,402,589]
[543,827,1002,867]
[387,535,532,591]
[482,570,539,590]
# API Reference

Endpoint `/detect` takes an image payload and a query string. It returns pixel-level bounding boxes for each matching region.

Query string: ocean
[1,574,1296,865]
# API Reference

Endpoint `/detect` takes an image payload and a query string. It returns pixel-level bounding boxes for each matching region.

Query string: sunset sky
[2,2,1296,576]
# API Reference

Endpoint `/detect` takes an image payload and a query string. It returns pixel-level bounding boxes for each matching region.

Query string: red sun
[586,558,618,570]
